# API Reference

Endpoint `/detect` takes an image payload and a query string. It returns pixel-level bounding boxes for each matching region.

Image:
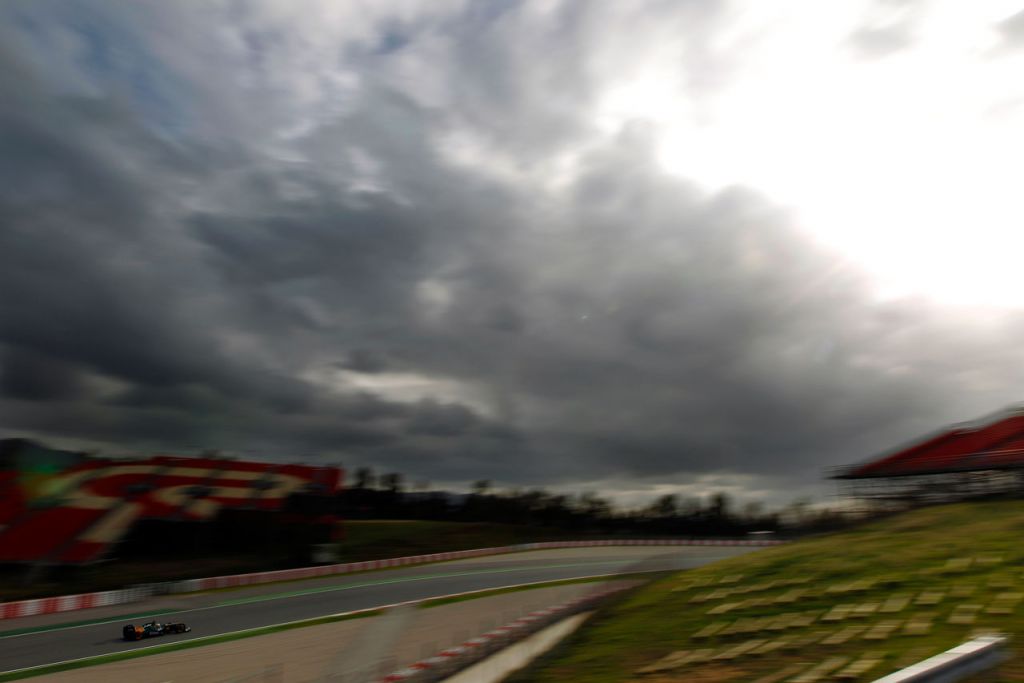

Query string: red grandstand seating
[133,463,224,519]
[54,540,107,564]
[840,408,1024,479]
[0,473,24,526]
[248,464,337,510]
[984,432,1024,455]
[0,455,342,564]
[939,415,1024,468]
[0,508,109,563]
[850,429,961,477]
[86,467,161,498]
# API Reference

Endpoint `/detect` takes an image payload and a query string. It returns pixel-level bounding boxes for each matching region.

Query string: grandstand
[0,440,342,566]
[832,406,1024,507]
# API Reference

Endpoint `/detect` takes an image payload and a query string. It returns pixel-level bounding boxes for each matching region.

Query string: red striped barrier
[0,586,151,621]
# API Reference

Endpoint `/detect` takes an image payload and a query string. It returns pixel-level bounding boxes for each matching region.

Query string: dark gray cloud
[340,350,390,374]
[1,0,1023,506]
[0,347,85,402]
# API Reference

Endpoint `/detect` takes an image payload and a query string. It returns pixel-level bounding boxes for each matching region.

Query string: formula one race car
[122,620,191,641]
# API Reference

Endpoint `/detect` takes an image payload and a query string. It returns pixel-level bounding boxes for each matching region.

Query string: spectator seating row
[0,456,341,565]
[845,410,1024,478]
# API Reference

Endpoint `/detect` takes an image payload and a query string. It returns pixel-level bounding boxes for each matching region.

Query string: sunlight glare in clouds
[600,1,1024,307]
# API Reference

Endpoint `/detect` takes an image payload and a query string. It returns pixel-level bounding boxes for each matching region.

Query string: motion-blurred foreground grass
[516,501,1024,682]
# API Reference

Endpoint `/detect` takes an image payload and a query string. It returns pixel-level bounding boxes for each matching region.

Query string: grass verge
[512,501,1024,683]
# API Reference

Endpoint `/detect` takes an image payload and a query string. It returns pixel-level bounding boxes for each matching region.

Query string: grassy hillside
[516,501,1024,682]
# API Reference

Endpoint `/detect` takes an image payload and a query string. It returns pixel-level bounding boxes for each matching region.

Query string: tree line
[336,468,851,537]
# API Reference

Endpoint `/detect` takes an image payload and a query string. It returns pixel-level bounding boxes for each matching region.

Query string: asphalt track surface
[0,546,756,673]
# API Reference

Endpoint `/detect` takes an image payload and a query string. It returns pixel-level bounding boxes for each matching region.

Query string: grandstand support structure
[831,469,1024,513]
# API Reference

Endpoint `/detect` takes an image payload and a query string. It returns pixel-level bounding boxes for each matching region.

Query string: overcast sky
[3,0,1024,507]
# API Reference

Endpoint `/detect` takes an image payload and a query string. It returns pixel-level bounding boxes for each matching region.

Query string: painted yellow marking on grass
[706,601,740,615]
[864,619,902,639]
[914,591,944,606]
[691,621,727,639]
[821,604,854,622]
[852,602,879,618]
[791,655,848,682]
[751,637,788,655]
[880,595,910,613]
[822,625,864,645]
[948,604,981,624]
[901,617,932,636]
[635,649,693,675]
[836,651,884,680]
[752,662,805,683]
[711,638,765,661]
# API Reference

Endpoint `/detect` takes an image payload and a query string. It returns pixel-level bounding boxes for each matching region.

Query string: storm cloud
[2,0,1024,506]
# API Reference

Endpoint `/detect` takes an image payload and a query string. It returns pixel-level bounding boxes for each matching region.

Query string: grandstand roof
[834,405,1024,479]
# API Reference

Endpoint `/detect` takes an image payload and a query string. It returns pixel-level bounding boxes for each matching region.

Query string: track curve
[0,545,756,673]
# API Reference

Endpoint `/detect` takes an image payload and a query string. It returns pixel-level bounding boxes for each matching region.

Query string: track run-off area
[0,545,757,675]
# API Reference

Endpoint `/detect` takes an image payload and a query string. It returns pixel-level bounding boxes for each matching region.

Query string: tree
[743,501,765,521]
[783,497,812,528]
[354,467,376,490]
[679,497,702,517]
[578,491,612,521]
[650,494,679,518]
[708,492,732,519]
[380,472,404,494]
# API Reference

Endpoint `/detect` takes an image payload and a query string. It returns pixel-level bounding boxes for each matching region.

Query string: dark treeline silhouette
[337,468,851,537]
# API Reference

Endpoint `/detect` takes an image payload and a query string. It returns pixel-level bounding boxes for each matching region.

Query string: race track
[0,545,756,674]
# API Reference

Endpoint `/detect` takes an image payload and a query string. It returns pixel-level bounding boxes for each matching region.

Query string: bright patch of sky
[595,0,1024,307]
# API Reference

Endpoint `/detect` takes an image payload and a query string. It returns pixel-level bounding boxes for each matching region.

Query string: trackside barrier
[373,584,633,683]
[872,634,1008,683]
[170,546,520,593]
[170,538,783,594]
[0,586,152,620]
[0,538,781,620]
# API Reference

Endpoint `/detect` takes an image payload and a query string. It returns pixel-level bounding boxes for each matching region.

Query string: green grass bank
[515,501,1024,682]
